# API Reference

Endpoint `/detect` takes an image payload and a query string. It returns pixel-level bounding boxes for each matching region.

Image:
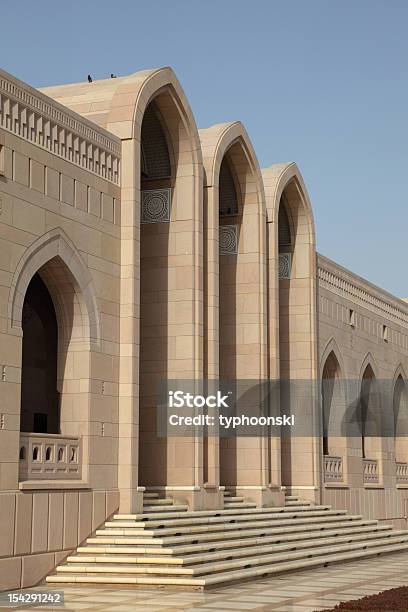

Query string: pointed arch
[392,363,408,387]
[321,345,346,456]
[359,355,382,459]
[199,120,267,381]
[262,162,316,245]
[392,366,408,463]
[359,352,379,381]
[199,122,268,493]
[200,121,266,207]
[320,338,346,380]
[8,228,101,348]
[262,163,318,489]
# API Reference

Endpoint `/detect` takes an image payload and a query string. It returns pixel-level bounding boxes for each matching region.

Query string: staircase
[45,492,408,589]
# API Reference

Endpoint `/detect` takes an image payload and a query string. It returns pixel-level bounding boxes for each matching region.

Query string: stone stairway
[223,489,257,510]
[142,491,188,513]
[45,493,408,589]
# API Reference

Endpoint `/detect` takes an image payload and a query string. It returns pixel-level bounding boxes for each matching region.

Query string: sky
[1,0,407,296]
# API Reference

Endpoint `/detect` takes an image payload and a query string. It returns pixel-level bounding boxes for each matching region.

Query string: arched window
[278,202,291,250]
[322,351,343,455]
[360,365,381,459]
[393,375,408,463]
[141,101,171,181]
[219,157,238,216]
[20,273,59,434]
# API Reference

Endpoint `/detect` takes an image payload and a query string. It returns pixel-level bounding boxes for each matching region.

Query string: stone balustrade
[396,461,408,484]
[324,455,343,483]
[363,458,379,484]
[19,433,81,480]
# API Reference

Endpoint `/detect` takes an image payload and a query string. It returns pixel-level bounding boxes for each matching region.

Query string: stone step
[67,527,401,567]
[45,488,408,590]
[284,495,300,500]
[143,498,174,506]
[224,502,257,509]
[202,540,408,587]
[57,533,408,577]
[46,573,202,587]
[107,506,335,529]
[46,540,408,588]
[85,515,369,547]
[142,505,188,513]
[113,504,333,522]
[143,492,160,499]
[97,510,354,538]
[77,521,387,556]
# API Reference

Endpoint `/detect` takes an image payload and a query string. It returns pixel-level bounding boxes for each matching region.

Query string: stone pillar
[117,139,144,513]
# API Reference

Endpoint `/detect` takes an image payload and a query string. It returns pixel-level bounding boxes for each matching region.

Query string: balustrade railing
[396,461,408,484]
[324,455,343,483]
[363,458,379,484]
[19,433,81,480]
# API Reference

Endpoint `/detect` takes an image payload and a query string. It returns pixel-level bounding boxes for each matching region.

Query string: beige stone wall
[42,68,205,511]
[0,70,121,589]
[318,254,408,523]
[0,126,121,491]
[0,488,118,591]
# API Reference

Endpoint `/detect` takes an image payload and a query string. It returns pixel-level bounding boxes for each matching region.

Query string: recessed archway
[20,272,59,434]
[263,163,317,493]
[321,349,347,457]
[393,373,408,464]
[200,121,268,499]
[360,363,382,460]
[137,85,202,491]
[138,97,173,487]
[9,229,101,483]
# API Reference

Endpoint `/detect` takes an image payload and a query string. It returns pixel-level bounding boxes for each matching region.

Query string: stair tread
[116,504,333,522]
[143,505,188,513]
[85,518,378,546]
[107,506,333,528]
[97,512,365,537]
[45,540,408,587]
[57,534,408,577]
[76,523,391,556]
[45,490,408,589]
[68,528,404,565]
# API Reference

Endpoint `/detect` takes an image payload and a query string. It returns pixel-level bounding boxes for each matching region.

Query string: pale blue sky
[1,0,407,296]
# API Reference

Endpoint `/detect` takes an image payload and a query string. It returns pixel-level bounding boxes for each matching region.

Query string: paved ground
[7,552,408,611]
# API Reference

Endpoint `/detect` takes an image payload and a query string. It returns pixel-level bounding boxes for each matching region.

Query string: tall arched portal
[263,163,318,501]
[20,273,59,434]
[200,122,268,505]
[277,197,292,379]
[321,350,346,460]
[218,153,240,488]
[139,100,172,487]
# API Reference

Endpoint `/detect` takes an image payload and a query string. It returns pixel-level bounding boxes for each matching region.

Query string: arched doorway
[393,374,408,464]
[321,351,344,456]
[277,196,293,486]
[277,197,292,378]
[360,364,381,459]
[20,272,59,434]
[218,153,241,488]
[139,99,172,487]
